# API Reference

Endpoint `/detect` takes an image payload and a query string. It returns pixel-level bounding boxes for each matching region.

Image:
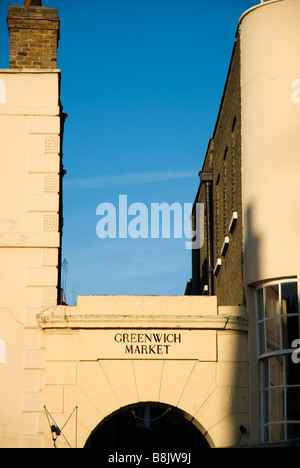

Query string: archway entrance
[84,403,210,449]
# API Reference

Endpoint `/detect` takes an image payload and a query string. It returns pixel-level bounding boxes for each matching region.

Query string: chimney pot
[24,0,42,6]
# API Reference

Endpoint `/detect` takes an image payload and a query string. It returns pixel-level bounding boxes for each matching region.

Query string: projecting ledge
[37,309,248,332]
[0,69,61,75]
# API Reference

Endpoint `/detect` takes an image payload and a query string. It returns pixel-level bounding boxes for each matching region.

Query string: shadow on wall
[243,204,261,444]
[244,205,260,290]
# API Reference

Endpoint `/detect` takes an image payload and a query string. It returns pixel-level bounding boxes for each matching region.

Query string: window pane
[256,288,264,321]
[258,322,265,355]
[265,285,279,318]
[270,356,284,387]
[270,423,285,442]
[262,388,269,431]
[288,424,300,440]
[263,425,270,443]
[281,282,298,315]
[266,317,281,353]
[261,359,269,389]
[270,388,284,423]
[287,387,300,421]
[286,356,300,386]
[282,315,299,351]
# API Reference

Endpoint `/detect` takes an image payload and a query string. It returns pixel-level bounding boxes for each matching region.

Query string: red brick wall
[189,35,245,306]
[7,6,59,69]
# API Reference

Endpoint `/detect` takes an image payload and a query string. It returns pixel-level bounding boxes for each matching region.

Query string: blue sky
[0,0,255,303]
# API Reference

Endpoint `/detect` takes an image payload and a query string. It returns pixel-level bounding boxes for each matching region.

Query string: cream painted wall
[240,0,300,286]
[239,0,300,444]
[41,297,249,449]
[0,70,61,448]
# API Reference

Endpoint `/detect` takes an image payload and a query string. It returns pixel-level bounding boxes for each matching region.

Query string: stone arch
[43,310,249,448]
[84,402,211,449]
[66,359,223,448]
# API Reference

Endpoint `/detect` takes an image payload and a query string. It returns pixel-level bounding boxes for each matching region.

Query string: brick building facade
[186,36,244,307]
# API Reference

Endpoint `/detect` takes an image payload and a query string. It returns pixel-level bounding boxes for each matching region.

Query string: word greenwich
[114,332,182,356]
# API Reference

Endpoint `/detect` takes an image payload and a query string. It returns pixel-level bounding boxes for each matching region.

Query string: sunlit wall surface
[240,0,300,444]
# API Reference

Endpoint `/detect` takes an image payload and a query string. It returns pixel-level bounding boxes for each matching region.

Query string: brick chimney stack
[7,0,59,69]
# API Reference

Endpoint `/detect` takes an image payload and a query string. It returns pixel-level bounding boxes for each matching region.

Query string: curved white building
[241,0,300,444]
[191,0,300,445]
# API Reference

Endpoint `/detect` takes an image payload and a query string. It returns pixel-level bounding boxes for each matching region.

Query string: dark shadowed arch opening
[84,402,210,449]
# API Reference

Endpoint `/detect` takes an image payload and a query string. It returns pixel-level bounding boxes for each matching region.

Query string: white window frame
[254,278,300,443]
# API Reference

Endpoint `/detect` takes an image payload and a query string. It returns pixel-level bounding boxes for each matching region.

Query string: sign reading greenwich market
[114,331,182,356]
[79,329,217,361]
